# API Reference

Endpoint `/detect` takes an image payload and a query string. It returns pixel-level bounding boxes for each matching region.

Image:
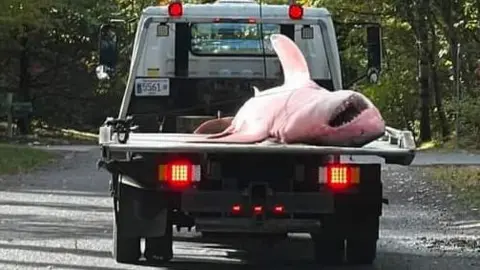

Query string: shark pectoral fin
[253,86,261,96]
[269,34,311,86]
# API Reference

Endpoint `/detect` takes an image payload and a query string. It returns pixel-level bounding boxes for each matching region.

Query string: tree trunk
[17,26,32,134]
[428,15,449,139]
[417,0,432,142]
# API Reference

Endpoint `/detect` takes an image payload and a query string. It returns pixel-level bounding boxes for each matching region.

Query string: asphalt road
[0,146,479,270]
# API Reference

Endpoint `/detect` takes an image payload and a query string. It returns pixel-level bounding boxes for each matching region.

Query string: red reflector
[168,2,183,17]
[327,165,352,189]
[164,159,192,186]
[232,204,241,213]
[289,4,303,20]
[253,205,263,214]
[273,205,284,213]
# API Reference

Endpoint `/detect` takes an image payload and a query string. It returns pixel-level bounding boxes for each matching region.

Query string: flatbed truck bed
[101,126,416,165]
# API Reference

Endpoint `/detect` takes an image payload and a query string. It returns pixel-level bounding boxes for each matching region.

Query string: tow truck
[96,0,416,266]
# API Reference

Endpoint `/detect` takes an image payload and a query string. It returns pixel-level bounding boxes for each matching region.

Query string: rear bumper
[180,190,333,233]
[180,190,335,214]
[195,217,321,233]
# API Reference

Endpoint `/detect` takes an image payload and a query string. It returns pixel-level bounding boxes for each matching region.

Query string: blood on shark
[192,34,385,147]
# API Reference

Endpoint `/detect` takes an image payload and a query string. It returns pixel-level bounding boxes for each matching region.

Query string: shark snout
[319,91,385,146]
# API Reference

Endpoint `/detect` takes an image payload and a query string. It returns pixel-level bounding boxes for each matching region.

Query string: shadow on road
[0,243,110,258]
[0,213,111,239]
[0,199,111,212]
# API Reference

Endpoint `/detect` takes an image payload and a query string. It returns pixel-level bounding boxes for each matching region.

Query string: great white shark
[191,34,385,147]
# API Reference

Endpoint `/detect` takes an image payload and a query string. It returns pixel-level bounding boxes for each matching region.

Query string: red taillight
[158,158,200,187]
[289,4,303,20]
[168,2,183,17]
[325,164,360,190]
[232,204,241,213]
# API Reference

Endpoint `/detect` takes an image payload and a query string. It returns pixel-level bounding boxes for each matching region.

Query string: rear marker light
[253,205,263,214]
[232,204,241,213]
[273,205,284,213]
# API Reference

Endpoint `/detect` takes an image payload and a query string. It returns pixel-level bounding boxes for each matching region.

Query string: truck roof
[143,1,331,19]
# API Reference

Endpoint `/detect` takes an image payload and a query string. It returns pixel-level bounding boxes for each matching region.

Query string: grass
[0,121,98,146]
[0,143,56,175]
[33,126,98,144]
[424,165,480,209]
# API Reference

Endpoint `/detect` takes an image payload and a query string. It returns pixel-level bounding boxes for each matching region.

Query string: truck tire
[112,218,141,263]
[311,232,345,266]
[144,212,173,263]
[345,216,379,265]
[345,237,377,265]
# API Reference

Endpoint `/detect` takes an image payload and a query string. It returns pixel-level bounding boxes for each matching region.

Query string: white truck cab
[97,0,382,126]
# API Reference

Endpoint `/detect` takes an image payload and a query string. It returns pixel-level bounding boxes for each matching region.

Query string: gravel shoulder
[0,146,479,270]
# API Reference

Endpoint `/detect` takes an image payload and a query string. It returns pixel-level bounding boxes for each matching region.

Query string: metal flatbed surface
[101,132,416,165]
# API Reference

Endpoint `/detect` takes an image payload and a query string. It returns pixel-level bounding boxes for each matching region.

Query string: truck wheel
[345,216,379,265]
[144,214,173,263]
[311,232,345,266]
[345,237,377,265]
[112,218,141,263]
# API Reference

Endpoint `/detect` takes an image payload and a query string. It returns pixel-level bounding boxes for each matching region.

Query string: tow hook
[382,198,389,205]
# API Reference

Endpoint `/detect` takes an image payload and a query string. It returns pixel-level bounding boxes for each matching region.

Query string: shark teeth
[329,95,369,127]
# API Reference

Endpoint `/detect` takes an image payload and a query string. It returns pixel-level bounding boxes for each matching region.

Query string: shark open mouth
[328,95,369,127]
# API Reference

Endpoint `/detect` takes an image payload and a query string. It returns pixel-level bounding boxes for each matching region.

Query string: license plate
[135,78,170,96]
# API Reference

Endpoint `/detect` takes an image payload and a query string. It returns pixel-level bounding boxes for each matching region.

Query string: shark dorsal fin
[269,34,311,86]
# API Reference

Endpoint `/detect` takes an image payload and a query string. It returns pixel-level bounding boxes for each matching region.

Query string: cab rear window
[190,22,280,56]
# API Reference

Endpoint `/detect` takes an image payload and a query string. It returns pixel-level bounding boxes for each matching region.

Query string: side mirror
[336,22,383,88]
[366,25,382,84]
[97,24,118,80]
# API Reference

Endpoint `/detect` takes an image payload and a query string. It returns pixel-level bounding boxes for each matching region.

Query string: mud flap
[116,181,169,238]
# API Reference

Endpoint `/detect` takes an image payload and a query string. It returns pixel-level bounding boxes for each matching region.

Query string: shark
[191,33,385,147]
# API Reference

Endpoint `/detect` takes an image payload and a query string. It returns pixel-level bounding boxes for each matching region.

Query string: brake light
[158,158,200,187]
[322,164,360,190]
[289,4,303,20]
[168,1,183,17]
